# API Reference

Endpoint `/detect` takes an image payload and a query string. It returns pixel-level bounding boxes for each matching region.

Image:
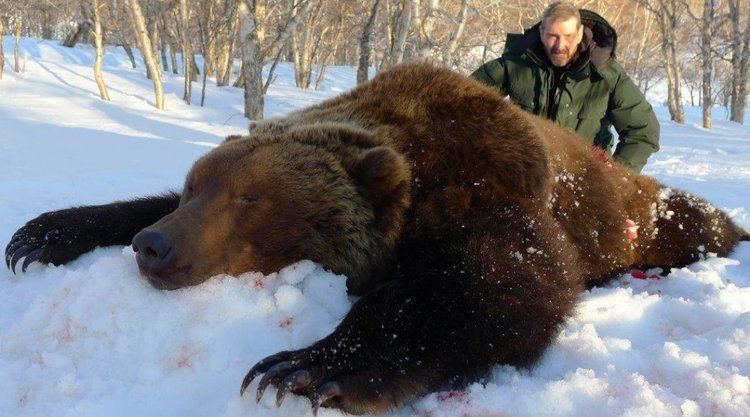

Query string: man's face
[540,17,583,67]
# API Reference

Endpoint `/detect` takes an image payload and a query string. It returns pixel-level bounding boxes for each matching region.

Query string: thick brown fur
[6,63,748,414]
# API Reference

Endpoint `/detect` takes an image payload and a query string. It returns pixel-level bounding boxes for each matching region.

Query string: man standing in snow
[471,1,659,172]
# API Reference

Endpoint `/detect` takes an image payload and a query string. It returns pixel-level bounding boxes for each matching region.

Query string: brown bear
[5,63,748,415]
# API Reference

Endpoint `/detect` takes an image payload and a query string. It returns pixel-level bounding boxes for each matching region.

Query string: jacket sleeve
[608,73,660,173]
[470,58,507,92]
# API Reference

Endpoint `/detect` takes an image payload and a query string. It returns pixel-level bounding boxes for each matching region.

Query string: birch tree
[388,0,413,66]
[14,17,22,73]
[91,0,110,100]
[357,0,380,84]
[728,0,750,124]
[179,0,193,104]
[126,0,164,109]
[0,9,4,80]
[238,0,317,120]
[442,0,468,66]
[635,0,685,123]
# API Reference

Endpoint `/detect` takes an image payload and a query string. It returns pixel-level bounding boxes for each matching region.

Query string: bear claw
[21,248,45,273]
[9,245,37,274]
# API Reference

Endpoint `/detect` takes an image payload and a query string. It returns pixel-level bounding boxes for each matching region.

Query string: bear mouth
[136,257,193,290]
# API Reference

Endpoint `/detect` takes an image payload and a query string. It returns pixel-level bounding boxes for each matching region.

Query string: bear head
[132,123,411,294]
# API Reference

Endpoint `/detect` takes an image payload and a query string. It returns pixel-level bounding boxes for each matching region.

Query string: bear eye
[186,184,195,193]
[239,194,260,205]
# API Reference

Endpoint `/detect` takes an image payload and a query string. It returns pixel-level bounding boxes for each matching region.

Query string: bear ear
[350,147,410,198]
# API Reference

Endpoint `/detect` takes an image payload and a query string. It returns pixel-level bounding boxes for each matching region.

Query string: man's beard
[549,48,573,67]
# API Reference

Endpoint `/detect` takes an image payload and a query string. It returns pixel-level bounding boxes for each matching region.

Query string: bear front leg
[241,242,580,415]
[5,192,181,273]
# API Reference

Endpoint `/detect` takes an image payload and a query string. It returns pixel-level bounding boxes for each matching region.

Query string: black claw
[10,245,36,274]
[315,381,342,405]
[240,351,294,396]
[310,381,342,416]
[21,248,45,272]
[256,361,297,404]
[5,238,24,268]
[276,370,312,407]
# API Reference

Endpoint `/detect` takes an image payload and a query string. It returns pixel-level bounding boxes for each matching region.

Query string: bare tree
[62,4,93,47]
[292,0,324,89]
[357,0,381,84]
[238,0,317,120]
[388,0,413,66]
[14,17,22,73]
[91,0,110,100]
[0,8,4,80]
[700,0,716,128]
[728,0,750,123]
[635,0,685,123]
[442,0,468,66]
[179,0,193,104]
[126,0,164,109]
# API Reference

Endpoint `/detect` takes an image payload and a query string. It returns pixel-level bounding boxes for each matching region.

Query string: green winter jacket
[471,10,659,172]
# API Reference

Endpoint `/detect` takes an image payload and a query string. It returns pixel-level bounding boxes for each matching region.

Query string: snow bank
[2,37,750,416]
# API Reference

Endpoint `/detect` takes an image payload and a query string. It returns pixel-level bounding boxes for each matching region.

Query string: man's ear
[350,147,411,201]
[576,24,584,43]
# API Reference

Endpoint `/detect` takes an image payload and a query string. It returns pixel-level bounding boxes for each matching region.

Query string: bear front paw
[240,342,418,415]
[5,210,90,273]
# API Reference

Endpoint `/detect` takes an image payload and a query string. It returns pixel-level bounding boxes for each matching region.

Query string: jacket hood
[504,9,617,70]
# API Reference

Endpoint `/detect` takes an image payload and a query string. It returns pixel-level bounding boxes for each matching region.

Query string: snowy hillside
[1,37,749,417]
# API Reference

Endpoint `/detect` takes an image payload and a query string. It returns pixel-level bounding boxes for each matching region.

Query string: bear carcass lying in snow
[6,63,748,414]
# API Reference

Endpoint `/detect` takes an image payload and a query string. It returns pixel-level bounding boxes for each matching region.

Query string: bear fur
[6,63,748,414]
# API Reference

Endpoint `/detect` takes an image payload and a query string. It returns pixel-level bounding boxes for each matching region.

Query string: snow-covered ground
[1,37,749,417]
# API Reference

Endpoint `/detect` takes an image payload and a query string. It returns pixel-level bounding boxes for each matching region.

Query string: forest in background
[1,0,749,128]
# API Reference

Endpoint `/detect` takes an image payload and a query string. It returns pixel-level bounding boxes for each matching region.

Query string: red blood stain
[437,389,470,404]
[630,269,661,280]
[591,146,614,170]
[279,317,294,329]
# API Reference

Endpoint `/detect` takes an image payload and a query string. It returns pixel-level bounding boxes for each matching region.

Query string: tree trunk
[239,0,317,120]
[123,44,137,68]
[416,0,438,58]
[0,13,4,80]
[443,0,469,66]
[239,0,264,119]
[159,16,169,73]
[126,0,165,109]
[700,0,713,129]
[42,7,54,39]
[145,0,162,80]
[735,14,750,124]
[389,0,413,66]
[292,4,316,89]
[169,42,179,74]
[655,2,684,124]
[63,20,93,47]
[728,0,745,123]
[179,0,193,104]
[357,0,380,84]
[314,15,343,90]
[92,0,111,101]
[14,19,21,73]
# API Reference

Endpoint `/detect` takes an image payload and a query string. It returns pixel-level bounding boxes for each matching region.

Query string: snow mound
[0,251,350,417]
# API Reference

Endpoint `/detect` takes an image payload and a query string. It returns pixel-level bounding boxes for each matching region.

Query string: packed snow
[1,37,749,417]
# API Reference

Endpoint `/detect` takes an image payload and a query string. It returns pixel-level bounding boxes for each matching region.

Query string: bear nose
[132,229,174,269]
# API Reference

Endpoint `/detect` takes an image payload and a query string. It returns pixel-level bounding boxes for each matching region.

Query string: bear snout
[133,228,190,289]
